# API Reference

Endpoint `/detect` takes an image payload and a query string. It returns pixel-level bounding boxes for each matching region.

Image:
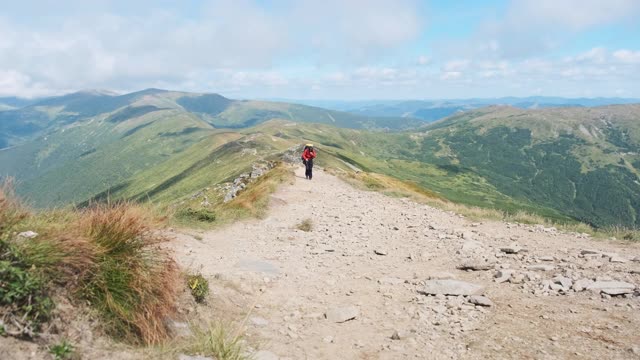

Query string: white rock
[553,276,573,290]
[17,231,38,239]
[526,265,555,271]
[325,306,359,323]
[586,281,636,295]
[572,279,594,292]
[419,280,485,296]
[610,256,627,263]
[494,269,514,283]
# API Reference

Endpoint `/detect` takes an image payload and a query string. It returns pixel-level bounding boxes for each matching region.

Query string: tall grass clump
[79,202,179,344]
[184,323,247,360]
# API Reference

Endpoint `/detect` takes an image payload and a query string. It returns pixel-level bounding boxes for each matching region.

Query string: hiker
[301,144,317,180]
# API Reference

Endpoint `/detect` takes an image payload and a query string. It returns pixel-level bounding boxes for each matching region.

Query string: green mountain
[1,89,640,229]
[0,89,423,150]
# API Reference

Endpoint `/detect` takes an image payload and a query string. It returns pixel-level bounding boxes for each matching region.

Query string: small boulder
[374,249,388,256]
[326,306,359,323]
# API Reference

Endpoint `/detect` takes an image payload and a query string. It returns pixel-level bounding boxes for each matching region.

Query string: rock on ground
[325,306,360,323]
[419,280,485,296]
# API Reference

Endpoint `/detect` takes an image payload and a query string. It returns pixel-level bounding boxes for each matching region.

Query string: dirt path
[170,166,640,359]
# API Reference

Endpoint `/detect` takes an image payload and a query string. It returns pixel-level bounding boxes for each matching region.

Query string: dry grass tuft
[79,202,179,344]
[0,178,29,240]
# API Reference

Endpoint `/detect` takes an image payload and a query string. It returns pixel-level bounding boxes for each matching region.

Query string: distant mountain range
[284,96,640,121]
[0,89,424,150]
[2,89,640,228]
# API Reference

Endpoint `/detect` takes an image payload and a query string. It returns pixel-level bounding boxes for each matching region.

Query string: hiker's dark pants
[305,159,314,179]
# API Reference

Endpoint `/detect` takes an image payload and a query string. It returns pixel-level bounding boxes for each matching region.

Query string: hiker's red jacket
[302,148,316,160]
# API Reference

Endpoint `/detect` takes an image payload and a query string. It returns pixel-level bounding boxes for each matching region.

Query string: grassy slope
[3,92,640,228]
[419,105,640,227]
[1,109,216,206]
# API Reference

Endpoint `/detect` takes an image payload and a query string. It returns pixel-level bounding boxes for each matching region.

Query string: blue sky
[1,0,639,99]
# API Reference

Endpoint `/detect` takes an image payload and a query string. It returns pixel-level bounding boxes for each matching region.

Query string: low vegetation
[49,340,75,360]
[177,207,217,223]
[187,273,210,303]
[296,218,313,232]
[0,181,180,345]
[182,323,248,360]
[173,163,294,228]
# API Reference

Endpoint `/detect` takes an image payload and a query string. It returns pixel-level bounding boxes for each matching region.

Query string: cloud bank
[0,0,638,99]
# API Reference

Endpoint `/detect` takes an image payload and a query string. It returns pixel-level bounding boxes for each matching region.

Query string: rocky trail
[170,166,640,360]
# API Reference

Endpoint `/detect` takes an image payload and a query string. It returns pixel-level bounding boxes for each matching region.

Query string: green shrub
[177,208,217,223]
[0,247,54,336]
[49,340,74,359]
[187,274,209,303]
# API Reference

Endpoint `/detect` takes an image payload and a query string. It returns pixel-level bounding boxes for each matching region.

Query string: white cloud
[507,0,640,30]
[613,50,640,64]
[0,0,424,97]
[464,0,640,59]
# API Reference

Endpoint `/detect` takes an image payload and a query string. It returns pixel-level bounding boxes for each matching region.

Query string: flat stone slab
[526,265,555,271]
[419,279,485,296]
[587,281,636,295]
[326,306,359,323]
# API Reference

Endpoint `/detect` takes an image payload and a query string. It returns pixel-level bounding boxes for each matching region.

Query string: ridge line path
[170,166,640,359]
